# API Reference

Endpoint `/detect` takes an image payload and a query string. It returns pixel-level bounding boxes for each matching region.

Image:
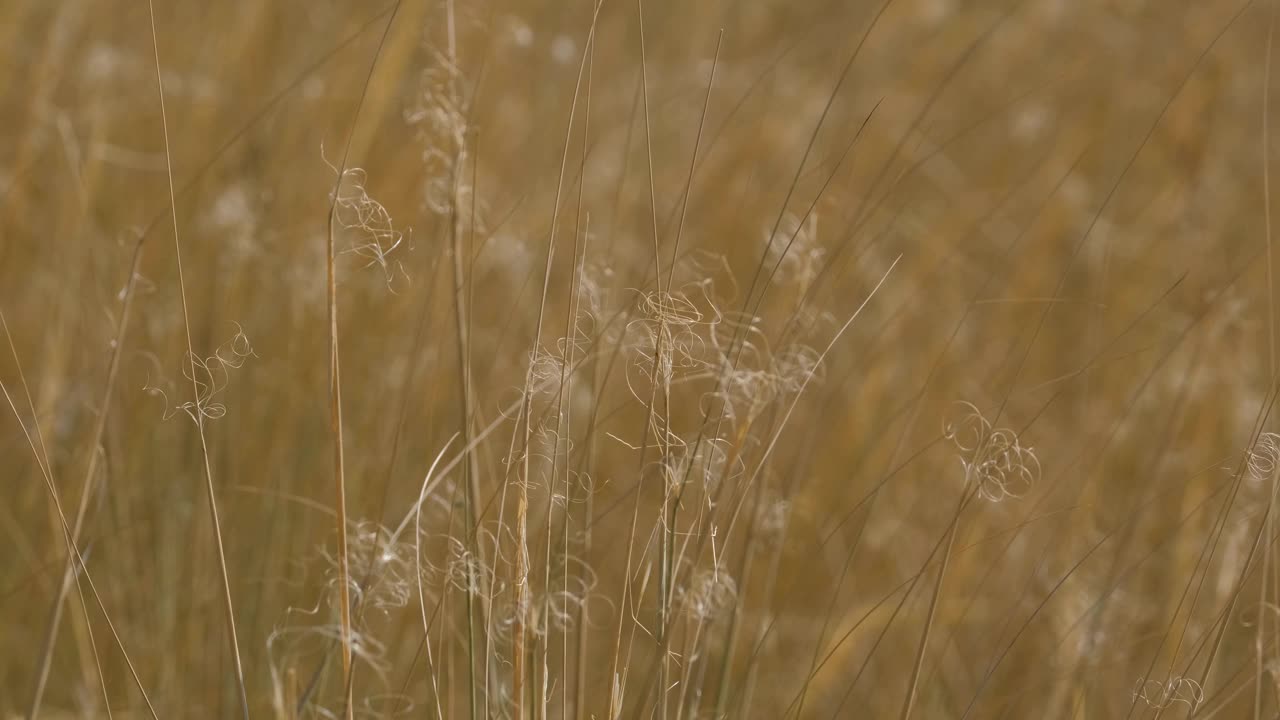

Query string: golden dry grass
[3,0,1280,718]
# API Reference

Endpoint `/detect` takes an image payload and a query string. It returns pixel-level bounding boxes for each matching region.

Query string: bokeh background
[2,0,1278,717]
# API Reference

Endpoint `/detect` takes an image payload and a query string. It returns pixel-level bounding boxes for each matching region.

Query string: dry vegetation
[4,0,1280,717]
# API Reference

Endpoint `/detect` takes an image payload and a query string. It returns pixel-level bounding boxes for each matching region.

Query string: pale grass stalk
[27,237,144,719]
[1183,434,1279,720]
[563,37,597,720]
[327,92,355,720]
[486,405,526,718]
[670,491,721,717]
[1,315,157,718]
[652,31,721,720]
[946,359,1156,716]
[607,1,670,715]
[573,273,606,720]
[145,2,248,715]
[547,24,597,720]
[631,9,680,709]
[771,0,995,359]
[707,475,769,718]
[725,484,796,717]
[888,152,1051,720]
[514,228,538,719]
[634,257,902,719]
[285,667,299,720]
[887,146,1095,720]
[10,332,110,718]
[782,533,937,716]
[439,494,464,720]
[1052,353,1246,719]
[443,540,455,720]
[788,478,988,718]
[670,498,718,720]
[625,420,752,718]
[1258,4,1278,715]
[642,26,895,705]
[417,437,457,720]
[317,4,402,715]
[440,3,487,716]
[448,106,484,720]
[744,417,879,717]
[1091,10,1259,715]
[506,5,607,716]
[513,247,537,719]
[543,138,591,720]
[899,492,964,720]
[1257,447,1280,720]
[720,254,902,563]
[672,619,699,720]
[960,545,1094,719]
[391,377,590,543]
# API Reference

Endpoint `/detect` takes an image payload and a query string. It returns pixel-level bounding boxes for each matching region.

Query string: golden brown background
[2,0,1276,717]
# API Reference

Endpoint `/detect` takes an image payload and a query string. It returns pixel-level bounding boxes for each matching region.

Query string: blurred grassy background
[3,0,1279,717]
